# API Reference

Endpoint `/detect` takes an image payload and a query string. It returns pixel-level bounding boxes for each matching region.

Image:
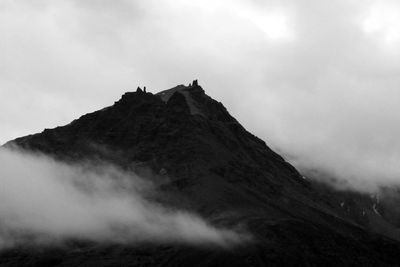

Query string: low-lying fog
[0,148,244,249]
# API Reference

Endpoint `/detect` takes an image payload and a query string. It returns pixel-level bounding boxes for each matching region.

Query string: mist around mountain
[0,148,245,249]
[2,81,400,266]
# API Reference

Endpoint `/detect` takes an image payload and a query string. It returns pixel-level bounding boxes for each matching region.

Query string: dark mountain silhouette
[2,81,400,266]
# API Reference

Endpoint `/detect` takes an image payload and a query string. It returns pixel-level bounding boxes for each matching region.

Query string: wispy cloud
[0,148,245,249]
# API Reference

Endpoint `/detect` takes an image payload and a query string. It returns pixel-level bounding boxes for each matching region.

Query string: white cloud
[237,4,295,41]
[1,0,400,192]
[361,1,400,46]
[0,148,245,249]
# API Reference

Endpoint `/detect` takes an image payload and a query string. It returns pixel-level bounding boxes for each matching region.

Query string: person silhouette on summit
[144,86,147,93]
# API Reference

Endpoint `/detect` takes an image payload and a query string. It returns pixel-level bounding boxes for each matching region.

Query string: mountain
[2,81,400,266]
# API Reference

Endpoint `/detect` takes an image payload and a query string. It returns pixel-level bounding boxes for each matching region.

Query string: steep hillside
[3,81,400,266]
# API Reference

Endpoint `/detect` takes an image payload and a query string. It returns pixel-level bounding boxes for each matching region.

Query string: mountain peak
[157,80,205,116]
[156,80,203,98]
[5,81,400,266]
[8,81,281,172]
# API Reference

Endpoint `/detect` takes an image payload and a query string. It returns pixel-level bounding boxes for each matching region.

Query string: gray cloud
[1,0,400,192]
[0,148,244,249]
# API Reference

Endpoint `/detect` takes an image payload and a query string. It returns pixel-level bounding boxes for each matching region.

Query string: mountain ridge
[3,81,400,266]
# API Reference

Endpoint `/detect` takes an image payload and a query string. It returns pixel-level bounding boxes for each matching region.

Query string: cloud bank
[0,148,243,249]
[2,0,400,192]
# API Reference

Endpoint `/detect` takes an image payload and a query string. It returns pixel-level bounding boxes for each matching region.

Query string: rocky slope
[2,81,400,266]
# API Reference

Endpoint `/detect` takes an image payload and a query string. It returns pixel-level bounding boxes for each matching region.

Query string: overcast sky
[2,0,400,191]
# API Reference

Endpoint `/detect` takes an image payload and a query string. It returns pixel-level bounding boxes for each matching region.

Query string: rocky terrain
[2,81,400,266]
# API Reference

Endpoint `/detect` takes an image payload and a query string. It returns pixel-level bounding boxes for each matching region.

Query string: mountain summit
[3,81,400,266]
